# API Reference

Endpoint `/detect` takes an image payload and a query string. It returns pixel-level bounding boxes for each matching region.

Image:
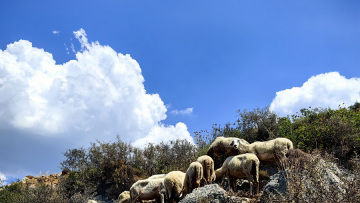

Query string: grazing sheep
[207,137,249,157]
[147,174,166,179]
[231,137,293,162]
[164,171,186,203]
[196,155,216,185]
[183,162,203,197]
[215,153,260,195]
[130,178,165,203]
[118,191,130,203]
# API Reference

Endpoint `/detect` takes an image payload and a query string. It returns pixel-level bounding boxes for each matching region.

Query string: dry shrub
[272,150,360,202]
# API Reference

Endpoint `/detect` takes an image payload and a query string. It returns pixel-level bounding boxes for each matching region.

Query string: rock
[179,184,250,203]
[262,154,352,201]
[262,171,287,199]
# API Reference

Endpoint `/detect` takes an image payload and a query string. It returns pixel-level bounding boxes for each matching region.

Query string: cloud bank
[270,72,360,116]
[0,29,194,149]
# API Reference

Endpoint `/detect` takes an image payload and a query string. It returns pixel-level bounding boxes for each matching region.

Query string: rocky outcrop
[180,184,251,203]
[261,154,352,202]
[19,169,70,189]
[262,171,287,199]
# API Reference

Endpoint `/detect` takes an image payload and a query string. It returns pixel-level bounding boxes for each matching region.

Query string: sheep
[183,162,203,197]
[215,153,260,195]
[207,137,249,157]
[196,155,216,185]
[118,191,130,203]
[130,178,165,203]
[231,137,293,162]
[164,171,186,203]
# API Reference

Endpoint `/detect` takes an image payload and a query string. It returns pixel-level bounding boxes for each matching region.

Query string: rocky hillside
[13,169,70,190]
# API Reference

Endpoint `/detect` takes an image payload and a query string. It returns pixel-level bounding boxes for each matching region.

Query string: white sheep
[118,191,130,203]
[207,137,250,157]
[196,155,216,185]
[215,153,260,195]
[164,171,186,202]
[129,178,165,203]
[231,137,293,162]
[183,162,203,197]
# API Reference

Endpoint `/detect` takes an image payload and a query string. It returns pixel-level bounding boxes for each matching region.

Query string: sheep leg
[195,180,201,189]
[227,177,232,193]
[200,177,207,186]
[130,194,140,203]
[183,181,189,197]
[155,193,164,203]
[249,181,253,195]
[228,176,236,193]
[165,186,170,201]
[210,166,215,184]
[160,193,164,203]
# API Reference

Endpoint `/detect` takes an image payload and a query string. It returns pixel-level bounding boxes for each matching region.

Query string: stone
[180,184,250,203]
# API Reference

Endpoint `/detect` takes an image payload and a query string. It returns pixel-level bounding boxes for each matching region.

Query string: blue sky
[1,0,360,183]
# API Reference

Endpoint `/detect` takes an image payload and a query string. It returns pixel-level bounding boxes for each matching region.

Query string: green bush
[59,137,199,199]
[0,181,67,203]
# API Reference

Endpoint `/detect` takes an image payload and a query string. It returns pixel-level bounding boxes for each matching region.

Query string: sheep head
[230,139,247,153]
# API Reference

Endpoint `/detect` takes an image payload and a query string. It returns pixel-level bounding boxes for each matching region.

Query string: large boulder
[180,184,250,203]
[262,171,287,200]
[262,153,352,202]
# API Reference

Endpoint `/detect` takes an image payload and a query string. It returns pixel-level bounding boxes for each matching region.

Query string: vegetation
[277,150,360,202]
[0,103,359,202]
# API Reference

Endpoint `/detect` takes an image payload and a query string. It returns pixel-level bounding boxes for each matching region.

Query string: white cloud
[70,43,75,53]
[170,107,194,116]
[270,72,360,116]
[132,122,193,148]
[0,29,194,147]
[0,171,7,185]
[52,30,60,35]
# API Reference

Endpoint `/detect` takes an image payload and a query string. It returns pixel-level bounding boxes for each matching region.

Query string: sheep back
[196,155,216,185]
[228,153,259,178]
[130,178,165,203]
[164,171,186,201]
[183,162,203,196]
[234,137,293,162]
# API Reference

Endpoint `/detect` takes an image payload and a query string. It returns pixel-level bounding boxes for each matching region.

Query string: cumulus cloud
[0,171,7,185]
[170,107,194,116]
[132,122,193,148]
[270,72,360,116]
[0,29,194,147]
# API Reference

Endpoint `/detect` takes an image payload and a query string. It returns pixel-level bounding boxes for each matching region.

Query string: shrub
[271,150,360,202]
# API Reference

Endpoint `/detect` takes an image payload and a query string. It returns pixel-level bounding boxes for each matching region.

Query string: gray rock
[262,171,287,199]
[179,184,250,203]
